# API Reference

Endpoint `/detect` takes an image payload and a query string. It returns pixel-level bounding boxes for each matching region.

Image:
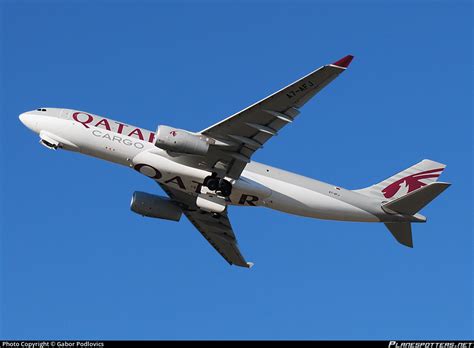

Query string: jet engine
[155,125,210,156]
[130,191,182,221]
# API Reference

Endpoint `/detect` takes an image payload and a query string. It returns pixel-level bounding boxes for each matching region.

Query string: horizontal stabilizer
[383,182,450,215]
[385,223,413,247]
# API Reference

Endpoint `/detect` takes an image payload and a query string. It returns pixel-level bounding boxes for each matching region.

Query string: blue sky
[1,0,472,340]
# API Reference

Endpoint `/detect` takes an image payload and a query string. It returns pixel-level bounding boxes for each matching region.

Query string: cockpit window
[36,108,47,112]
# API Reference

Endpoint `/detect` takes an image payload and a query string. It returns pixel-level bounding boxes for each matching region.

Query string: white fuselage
[19,108,397,223]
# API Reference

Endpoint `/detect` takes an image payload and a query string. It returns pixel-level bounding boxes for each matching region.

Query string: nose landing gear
[203,173,233,197]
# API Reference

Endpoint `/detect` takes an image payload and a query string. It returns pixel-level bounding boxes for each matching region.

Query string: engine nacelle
[155,125,209,156]
[130,191,182,221]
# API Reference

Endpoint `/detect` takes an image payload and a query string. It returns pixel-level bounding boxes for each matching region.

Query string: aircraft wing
[159,184,252,268]
[200,55,354,179]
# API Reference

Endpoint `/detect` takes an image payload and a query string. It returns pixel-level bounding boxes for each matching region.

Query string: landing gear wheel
[218,179,232,197]
[206,178,219,191]
[204,173,219,190]
[211,213,221,219]
[203,173,216,186]
[203,173,232,197]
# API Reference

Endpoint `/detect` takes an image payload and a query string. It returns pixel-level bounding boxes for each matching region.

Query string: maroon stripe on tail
[382,168,444,199]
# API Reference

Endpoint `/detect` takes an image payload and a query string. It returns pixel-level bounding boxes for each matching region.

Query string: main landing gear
[203,173,232,197]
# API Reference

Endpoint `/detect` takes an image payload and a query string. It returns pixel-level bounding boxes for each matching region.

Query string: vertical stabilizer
[355,159,446,201]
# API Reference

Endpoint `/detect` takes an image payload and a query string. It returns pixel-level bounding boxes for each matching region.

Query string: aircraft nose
[19,112,38,133]
[19,113,27,125]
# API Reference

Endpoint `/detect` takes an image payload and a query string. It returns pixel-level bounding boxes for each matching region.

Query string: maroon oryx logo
[169,130,177,137]
[382,168,444,199]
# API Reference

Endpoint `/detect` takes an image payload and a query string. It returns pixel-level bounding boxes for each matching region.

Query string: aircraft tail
[354,159,447,201]
[354,159,450,248]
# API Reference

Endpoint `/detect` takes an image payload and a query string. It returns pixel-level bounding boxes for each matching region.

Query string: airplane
[19,55,450,268]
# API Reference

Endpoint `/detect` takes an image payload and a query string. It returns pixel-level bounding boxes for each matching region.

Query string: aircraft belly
[242,167,380,222]
[269,187,379,222]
